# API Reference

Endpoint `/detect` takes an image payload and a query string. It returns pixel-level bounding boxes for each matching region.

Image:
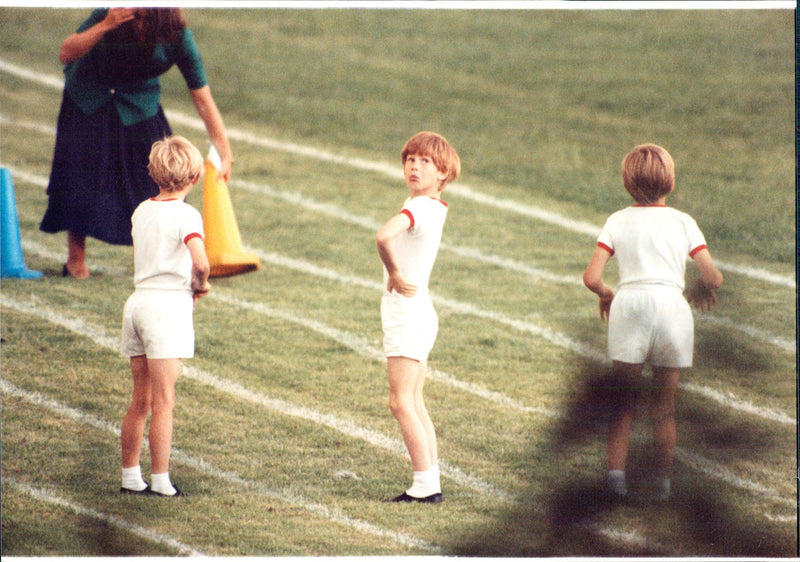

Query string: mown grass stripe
[6,156,794,357]
[14,223,796,428]
[209,290,562,418]
[0,58,793,289]
[1,475,205,556]
[0,294,512,502]
[0,379,440,553]
[2,289,793,510]
[235,178,582,287]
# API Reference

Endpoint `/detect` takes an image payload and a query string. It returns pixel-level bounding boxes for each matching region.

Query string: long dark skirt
[40,94,172,245]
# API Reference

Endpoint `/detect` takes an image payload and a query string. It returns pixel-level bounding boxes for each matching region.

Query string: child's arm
[376,213,417,297]
[186,237,211,304]
[583,246,615,320]
[685,248,723,312]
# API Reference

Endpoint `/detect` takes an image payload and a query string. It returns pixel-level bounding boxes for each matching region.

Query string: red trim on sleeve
[689,244,707,258]
[400,208,415,229]
[597,241,614,256]
[184,232,203,245]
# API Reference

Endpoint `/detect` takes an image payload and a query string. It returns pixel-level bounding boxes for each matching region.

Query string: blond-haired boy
[583,143,722,500]
[376,131,460,503]
[119,135,210,496]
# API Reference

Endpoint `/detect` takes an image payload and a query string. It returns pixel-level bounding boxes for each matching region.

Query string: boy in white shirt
[583,143,722,501]
[376,131,460,503]
[119,135,211,497]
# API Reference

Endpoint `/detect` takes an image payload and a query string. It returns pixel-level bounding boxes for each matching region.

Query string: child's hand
[192,281,211,305]
[599,293,614,321]
[387,272,417,297]
[686,281,717,312]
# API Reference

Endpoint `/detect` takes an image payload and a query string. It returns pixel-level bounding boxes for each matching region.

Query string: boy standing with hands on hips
[376,131,460,503]
[583,143,722,501]
[120,135,211,497]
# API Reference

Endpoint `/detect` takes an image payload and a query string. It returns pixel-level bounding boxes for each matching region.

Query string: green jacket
[64,8,208,126]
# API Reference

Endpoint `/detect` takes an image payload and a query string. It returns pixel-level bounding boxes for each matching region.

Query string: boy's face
[404,153,447,196]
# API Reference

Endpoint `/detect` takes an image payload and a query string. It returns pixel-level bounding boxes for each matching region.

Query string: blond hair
[621,143,675,204]
[147,135,203,193]
[401,131,461,189]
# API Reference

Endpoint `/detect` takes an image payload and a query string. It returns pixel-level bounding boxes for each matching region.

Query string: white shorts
[607,285,694,368]
[381,292,438,362]
[121,289,195,359]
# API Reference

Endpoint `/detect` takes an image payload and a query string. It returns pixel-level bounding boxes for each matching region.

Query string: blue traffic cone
[1,167,42,279]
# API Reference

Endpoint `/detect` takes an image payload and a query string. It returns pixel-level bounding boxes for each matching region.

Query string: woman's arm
[59,8,136,64]
[189,85,233,181]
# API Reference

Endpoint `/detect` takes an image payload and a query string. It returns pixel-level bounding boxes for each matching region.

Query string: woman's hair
[401,131,461,188]
[147,136,203,192]
[621,143,675,204]
[106,8,186,45]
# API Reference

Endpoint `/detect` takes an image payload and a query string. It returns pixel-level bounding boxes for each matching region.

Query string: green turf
[0,6,796,557]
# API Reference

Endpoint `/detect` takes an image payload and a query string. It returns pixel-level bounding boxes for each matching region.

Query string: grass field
[0,5,796,557]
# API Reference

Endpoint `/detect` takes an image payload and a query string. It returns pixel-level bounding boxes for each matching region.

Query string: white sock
[121,466,148,491]
[406,467,439,498]
[608,469,627,496]
[431,464,441,493]
[151,472,177,496]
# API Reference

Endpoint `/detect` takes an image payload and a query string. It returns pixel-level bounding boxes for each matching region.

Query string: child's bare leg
[607,361,642,470]
[388,356,432,471]
[650,366,680,478]
[607,411,635,471]
[121,355,152,469]
[606,361,642,495]
[414,361,437,466]
[147,358,181,475]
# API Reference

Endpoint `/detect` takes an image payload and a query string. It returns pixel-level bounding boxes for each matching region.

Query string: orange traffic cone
[202,146,259,278]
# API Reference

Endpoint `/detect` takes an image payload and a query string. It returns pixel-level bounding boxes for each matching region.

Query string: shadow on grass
[448,359,796,557]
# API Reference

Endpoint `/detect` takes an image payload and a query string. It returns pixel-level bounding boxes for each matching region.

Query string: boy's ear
[192,172,201,185]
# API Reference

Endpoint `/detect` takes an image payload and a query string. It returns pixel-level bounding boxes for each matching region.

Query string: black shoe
[150,485,182,497]
[386,491,442,504]
[120,485,152,495]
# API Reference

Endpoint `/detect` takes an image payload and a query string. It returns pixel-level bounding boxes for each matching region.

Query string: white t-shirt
[382,196,448,294]
[131,198,204,292]
[597,205,707,291]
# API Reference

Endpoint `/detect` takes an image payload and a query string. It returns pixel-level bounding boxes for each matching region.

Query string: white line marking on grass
[11,169,796,356]
[0,379,439,553]
[210,290,797,510]
[1,58,793,289]
[235,179,582,287]
[1,381,675,558]
[210,290,562,419]
[2,296,791,549]
[1,475,205,556]
[674,448,796,508]
[246,247,797,427]
[13,219,796,428]
[699,314,796,354]
[763,512,798,524]
[679,382,796,426]
[0,294,511,502]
